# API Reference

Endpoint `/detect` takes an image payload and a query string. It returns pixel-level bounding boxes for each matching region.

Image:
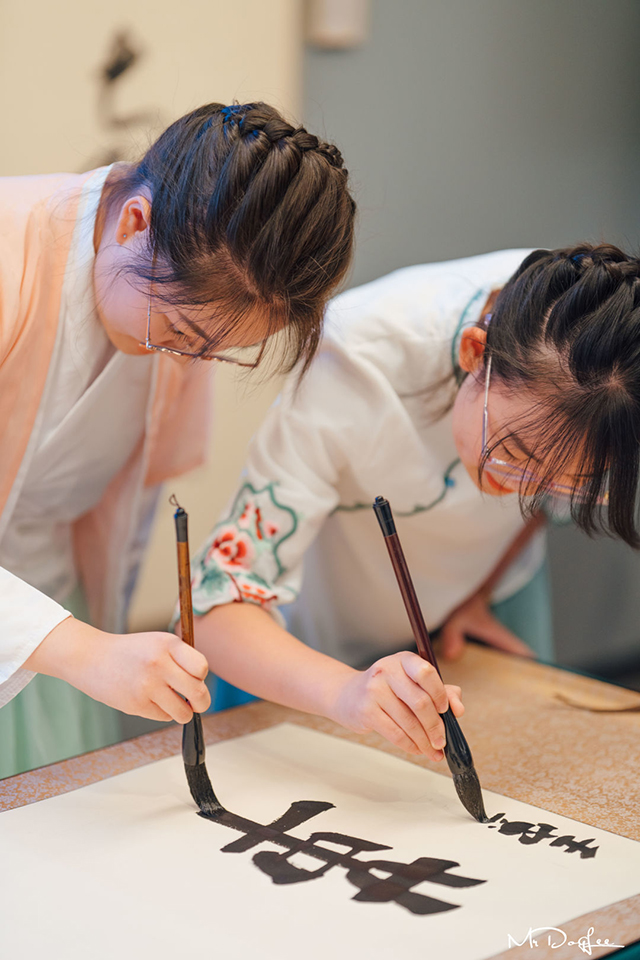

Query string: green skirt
[0,585,123,780]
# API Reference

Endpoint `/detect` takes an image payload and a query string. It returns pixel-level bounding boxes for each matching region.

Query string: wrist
[24,617,102,683]
[318,661,360,725]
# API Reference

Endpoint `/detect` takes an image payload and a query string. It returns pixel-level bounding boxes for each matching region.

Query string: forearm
[436,514,546,660]
[192,602,355,720]
[475,512,546,600]
[191,601,465,760]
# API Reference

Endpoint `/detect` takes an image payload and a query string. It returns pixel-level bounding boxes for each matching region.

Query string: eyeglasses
[481,353,609,505]
[140,294,264,368]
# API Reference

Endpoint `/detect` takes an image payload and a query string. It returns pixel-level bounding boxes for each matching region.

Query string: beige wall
[0,0,303,630]
[0,0,302,174]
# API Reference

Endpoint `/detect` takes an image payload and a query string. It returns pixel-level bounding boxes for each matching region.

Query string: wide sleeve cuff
[0,567,72,703]
[0,667,36,708]
[170,482,300,631]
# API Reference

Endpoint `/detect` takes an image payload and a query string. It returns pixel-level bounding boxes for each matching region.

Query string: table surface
[2,645,639,960]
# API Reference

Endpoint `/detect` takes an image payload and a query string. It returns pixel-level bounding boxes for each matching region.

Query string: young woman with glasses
[0,102,355,777]
[184,244,639,761]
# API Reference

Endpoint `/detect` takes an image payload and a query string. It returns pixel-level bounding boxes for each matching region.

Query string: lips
[484,471,515,494]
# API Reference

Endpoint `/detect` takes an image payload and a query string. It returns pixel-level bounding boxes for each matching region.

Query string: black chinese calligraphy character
[203,800,485,915]
[486,813,599,859]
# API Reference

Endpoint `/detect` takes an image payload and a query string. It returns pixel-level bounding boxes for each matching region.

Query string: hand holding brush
[373,496,488,823]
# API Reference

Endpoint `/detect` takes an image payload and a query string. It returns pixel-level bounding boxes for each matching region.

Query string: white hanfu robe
[189,250,545,669]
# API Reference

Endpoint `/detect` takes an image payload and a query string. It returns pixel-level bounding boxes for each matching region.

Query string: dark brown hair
[480,244,640,547]
[103,101,356,373]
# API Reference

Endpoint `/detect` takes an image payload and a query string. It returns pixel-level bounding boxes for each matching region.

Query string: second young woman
[187,244,640,759]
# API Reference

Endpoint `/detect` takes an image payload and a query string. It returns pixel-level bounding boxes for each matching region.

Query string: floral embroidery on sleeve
[190,482,299,616]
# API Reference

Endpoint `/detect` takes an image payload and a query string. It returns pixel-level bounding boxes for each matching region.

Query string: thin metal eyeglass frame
[480,353,608,505]
[140,294,260,368]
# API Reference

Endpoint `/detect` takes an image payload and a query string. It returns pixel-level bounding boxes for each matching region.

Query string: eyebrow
[498,434,544,467]
[501,437,598,486]
[175,310,211,343]
[175,309,271,353]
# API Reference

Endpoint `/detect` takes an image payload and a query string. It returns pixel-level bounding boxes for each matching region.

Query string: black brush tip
[452,768,488,823]
[184,762,225,819]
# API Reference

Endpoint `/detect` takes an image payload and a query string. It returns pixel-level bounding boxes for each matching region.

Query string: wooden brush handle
[173,502,195,648]
[176,540,195,647]
[373,495,441,679]
[383,533,441,679]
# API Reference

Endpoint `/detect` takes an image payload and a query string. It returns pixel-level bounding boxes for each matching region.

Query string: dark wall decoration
[83,30,162,171]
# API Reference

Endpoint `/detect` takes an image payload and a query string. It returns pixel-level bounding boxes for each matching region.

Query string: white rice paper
[1,723,638,959]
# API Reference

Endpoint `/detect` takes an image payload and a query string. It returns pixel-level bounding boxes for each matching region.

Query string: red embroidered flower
[235,500,279,540]
[206,527,255,570]
[237,504,254,530]
[234,574,278,607]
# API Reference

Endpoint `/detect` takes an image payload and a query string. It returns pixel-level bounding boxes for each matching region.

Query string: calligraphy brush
[372,496,488,823]
[171,495,225,818]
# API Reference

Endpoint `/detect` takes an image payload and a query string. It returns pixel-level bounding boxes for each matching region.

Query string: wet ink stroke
[197,800,598,915]
[202,800,485,915]
[486,814,599,859]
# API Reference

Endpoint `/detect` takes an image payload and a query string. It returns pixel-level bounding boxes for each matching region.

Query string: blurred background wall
[1,0,639,691]
[304,0,640,679]
[0,0,302,175]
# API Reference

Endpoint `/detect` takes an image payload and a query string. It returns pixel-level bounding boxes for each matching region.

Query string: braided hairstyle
[481,243,640,546]
[104,101,356,373]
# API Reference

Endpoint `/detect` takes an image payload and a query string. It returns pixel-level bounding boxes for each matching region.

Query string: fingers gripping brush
[171,495,225,819]
[372,496,488,823]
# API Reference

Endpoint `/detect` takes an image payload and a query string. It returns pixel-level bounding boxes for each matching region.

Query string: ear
[114,194,152,246]
[458,326,487,374]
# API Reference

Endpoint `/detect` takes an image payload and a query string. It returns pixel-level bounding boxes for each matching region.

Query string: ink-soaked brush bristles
[182,713,226,818]
[452,770,488,823]
[187,763,225,819]
[441,709,487,823]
